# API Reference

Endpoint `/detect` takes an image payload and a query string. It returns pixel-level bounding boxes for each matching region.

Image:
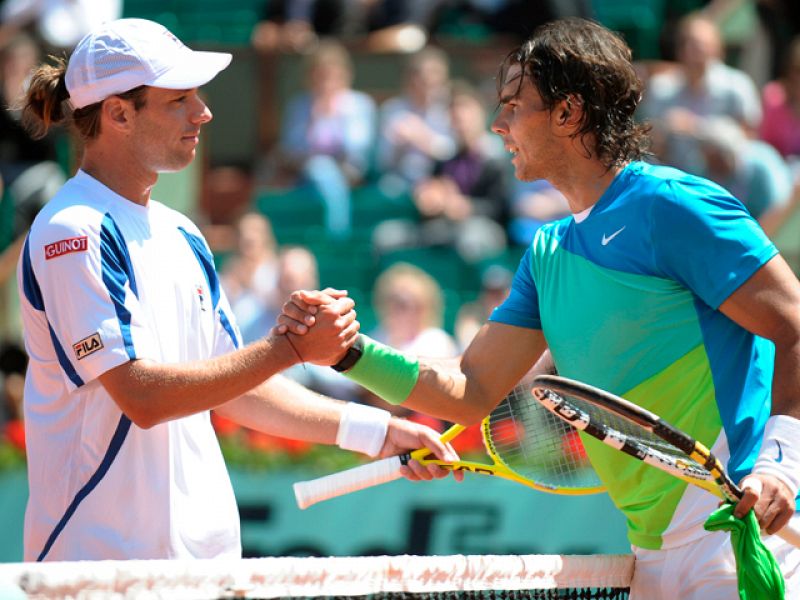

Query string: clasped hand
[274,287,359,366]
[273,287,463,483]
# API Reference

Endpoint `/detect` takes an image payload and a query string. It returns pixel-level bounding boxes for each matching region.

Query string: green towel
[703,503,785,600]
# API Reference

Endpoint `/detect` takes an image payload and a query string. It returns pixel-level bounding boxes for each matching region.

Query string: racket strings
[485,385,603,490]
[554,391,712,481]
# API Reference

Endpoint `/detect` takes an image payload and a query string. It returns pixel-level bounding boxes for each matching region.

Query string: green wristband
[342,335,420,405]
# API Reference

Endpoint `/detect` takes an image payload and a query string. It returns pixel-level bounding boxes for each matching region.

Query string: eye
[174,95,188,104]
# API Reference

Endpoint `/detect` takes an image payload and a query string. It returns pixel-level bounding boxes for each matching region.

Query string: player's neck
[551,160,624,214]
[81,145,156,206]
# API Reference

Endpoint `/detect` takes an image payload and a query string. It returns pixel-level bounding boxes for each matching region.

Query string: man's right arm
[98,334,298,429]
[401,321,548,425]
[276,286,547,427]
[99,296,358,429]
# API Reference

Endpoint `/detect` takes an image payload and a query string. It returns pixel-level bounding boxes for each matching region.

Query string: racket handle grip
[778,519,800,548]
[294,455,405,509]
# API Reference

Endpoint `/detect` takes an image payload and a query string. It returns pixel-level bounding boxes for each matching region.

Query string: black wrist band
[331,335,365,372]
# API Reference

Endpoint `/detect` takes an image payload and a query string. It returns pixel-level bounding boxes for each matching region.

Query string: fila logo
[45,236,88,260]
[73,333,104,360]
[601,226,626,246]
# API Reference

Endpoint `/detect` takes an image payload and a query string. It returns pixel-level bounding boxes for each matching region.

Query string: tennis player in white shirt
[16,18,457,562]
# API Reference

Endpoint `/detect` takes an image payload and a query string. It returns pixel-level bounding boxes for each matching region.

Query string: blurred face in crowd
[306,44,353,98]
[450,92,486,146]
[309,60,349,97]
[376,267,442,344]
[278,248,319,296]
[384,288,427,342]
[676,17,722,74]
[237,213,275,261]
[406,53,449,103]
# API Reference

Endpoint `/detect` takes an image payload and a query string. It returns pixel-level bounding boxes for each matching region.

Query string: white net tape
[0,554,634,599]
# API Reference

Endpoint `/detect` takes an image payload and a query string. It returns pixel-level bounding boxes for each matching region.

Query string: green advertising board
[0,468,629,562]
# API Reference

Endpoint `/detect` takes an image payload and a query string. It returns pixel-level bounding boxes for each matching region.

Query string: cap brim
[149,50,232,89]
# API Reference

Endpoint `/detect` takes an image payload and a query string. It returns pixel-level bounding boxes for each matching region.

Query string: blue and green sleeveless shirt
[490,161,784,550]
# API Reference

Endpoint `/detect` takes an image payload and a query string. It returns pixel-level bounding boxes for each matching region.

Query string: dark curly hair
[498,18,650,168]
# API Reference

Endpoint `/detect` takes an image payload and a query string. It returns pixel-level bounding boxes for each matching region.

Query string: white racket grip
[778,520,800,548]
[294,455,405,509]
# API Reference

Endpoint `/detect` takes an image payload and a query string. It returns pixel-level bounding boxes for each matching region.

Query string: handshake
[272,288,359,367]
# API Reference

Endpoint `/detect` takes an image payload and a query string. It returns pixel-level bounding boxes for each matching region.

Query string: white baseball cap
[65,18,232,109]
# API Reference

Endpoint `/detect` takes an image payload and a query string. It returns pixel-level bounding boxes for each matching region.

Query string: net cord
[0,554,634,599]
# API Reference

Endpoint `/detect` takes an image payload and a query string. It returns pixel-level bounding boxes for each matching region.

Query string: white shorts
[630,526,800,600]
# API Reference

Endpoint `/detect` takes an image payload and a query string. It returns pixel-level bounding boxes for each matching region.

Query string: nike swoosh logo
[776,440,783,463]
[601,226,626,246]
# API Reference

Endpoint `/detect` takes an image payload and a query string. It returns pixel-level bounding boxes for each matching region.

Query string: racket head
[530,374,740,502]
[478,383,606,495]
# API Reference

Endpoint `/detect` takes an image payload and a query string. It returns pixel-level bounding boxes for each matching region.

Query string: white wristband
[336,402,391,458]
[752,415,800,499]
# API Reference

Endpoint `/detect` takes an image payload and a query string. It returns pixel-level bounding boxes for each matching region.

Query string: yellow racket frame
[410,420,606,496]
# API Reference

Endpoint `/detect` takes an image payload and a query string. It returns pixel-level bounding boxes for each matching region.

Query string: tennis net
[0,554,633,599]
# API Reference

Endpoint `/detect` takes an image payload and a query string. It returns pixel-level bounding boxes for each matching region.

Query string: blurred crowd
[2,0,800,458]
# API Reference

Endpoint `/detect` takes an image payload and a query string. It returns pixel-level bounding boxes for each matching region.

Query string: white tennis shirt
[18,170,243,561]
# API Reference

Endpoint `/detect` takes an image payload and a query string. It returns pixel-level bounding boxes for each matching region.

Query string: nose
[491,112,507,136]
[192,95,213,125]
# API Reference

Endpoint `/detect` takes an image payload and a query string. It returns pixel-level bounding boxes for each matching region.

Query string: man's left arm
[719,253,800,534]
[215,374,460,482]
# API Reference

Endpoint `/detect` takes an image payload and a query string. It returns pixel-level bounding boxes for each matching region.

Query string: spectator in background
[375,81,509,262]
[221,212,280,345]
[370,262,457,363]
[696,116,794,225]
[639,13,762,174]
[376,47,455,194]
[268,40,375,237]
[760,35,800,166]
[364,262,457,421]
[413,81,510,262]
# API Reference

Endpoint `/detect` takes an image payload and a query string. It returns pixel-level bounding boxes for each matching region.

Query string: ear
[101,97,136,134]
[555,95,583,130]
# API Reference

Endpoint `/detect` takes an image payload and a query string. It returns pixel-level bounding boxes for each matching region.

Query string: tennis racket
[293,381,605,509]
[530,374,800,548]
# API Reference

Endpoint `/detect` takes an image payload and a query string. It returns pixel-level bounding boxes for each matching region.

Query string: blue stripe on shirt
[178,227,240,348]
[178,227,220,309]
[37,414,132,561]
[100,214,137,360]
[22,235,84,386]
[48,323,84,388]
[21,235,44,311]
[218,309,240,349]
